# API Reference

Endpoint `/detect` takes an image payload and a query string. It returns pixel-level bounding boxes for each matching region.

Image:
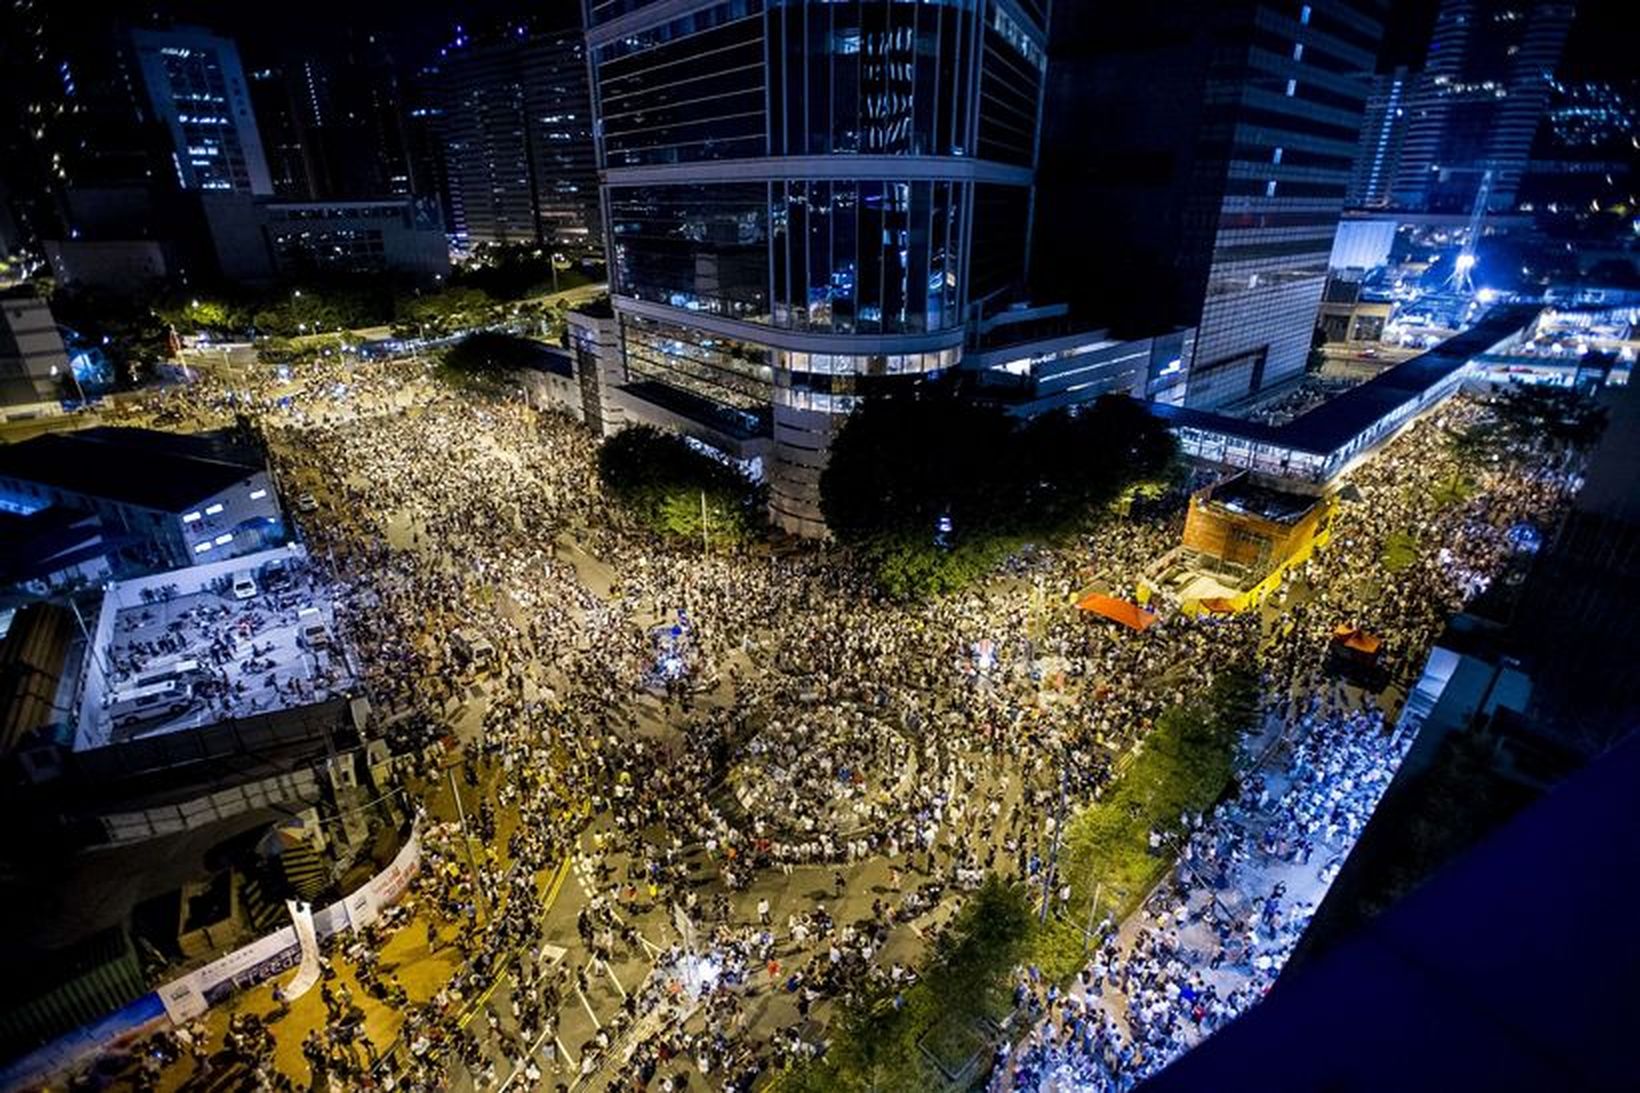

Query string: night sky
[62,1,1640,81]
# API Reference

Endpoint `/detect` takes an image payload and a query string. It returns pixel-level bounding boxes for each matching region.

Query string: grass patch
[1430,472,1477,509]
[1029,665,1259,982]
[1380,531,1419,572]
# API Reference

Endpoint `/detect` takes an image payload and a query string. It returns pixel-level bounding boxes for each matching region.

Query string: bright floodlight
[1454,253,1477,271]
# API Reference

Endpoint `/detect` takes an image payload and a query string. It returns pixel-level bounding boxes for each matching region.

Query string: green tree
[820,389,1176,598]
[598,425,764,548]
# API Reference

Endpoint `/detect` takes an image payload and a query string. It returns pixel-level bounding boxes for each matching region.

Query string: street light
[50,362,87,404]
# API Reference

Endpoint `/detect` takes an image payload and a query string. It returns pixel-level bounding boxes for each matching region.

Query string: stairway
[279,832,328,900]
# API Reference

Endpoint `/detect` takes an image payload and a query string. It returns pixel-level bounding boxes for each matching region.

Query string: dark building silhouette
[1035,1,1385,409]
[431,20,599,249]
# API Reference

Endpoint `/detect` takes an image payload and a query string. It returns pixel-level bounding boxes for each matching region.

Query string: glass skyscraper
[584,0,1047,534]
[1392,0,1576,214]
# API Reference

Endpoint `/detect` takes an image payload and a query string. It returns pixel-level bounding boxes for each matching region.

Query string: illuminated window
[194,542,212,554]
[182,511,202,523]
[249,488,267,500]
[214,532,234,545]
[205,503,224,515]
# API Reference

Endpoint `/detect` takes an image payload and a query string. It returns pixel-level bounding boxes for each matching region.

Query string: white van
[451,629,496,672]
[297,606,330,650]
[109,680,194,731]
[232,574,258,600]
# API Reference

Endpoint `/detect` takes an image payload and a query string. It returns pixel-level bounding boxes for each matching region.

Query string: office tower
[1035,1,1383,409]
[1392,0,1576,213]
[585,0,1048,533]
[248,65,318,200]
[127,26,273,195]
[1519,76,1638,216]
[1348,67,1411,208]
[0,2,174,245]
[404,68,458,242]
[274,35,420,202]
[436,22,600,249]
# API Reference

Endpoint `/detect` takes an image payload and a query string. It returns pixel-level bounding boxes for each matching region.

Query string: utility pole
[447,763,489,924]
[1040,767,1067,924]
[1082,881,1103,954]
[700,489,709,556]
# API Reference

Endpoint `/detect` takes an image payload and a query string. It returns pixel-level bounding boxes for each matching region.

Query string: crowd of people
[115,347,1582,1092]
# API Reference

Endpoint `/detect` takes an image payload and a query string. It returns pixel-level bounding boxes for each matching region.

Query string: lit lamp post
[50,361,87,405]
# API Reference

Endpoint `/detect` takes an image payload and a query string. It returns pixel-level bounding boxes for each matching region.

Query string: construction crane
[1445,168,1494,295]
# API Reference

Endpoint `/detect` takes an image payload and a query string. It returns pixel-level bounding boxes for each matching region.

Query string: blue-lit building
[583,0,1051,534]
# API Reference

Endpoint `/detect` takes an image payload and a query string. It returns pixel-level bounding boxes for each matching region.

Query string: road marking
[600,958,627,1001]
[576,984,602,1030]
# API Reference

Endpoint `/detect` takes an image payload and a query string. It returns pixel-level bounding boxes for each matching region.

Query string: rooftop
[75,544,352,752]
[1150,305,1540,457]
[0,427,265,514]
[1203,477,1321,525]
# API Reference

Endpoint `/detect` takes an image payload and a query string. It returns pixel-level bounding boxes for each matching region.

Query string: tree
[820,390,1177,598]
[395,286,495,337]
[598,426,765,548]
[1308,326,1329,372]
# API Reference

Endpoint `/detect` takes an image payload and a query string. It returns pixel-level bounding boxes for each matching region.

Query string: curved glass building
[584,0,1048,534]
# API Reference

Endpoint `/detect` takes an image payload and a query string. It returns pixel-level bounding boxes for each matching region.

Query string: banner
[281,900,322,1002]
[156,823,423,1023]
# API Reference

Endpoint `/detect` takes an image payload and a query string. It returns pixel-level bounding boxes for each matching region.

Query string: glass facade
[589,0,1048,531]
[609,179,966,335]
[1184,2,1380,408]
[594,1,768,167]
[621,314,774,413]
[766,1,978,157]
[609,183,770,320]
[771,179,964,334]
[977,3,1045,166]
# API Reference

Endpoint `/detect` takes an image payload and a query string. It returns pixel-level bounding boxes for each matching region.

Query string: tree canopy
[598,425,765,548]
[1450,384,1608,469]
[789,875,1033,1092]
[819,391,1177,597]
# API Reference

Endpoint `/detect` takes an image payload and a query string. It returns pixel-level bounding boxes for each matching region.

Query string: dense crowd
[116,351,1580,1092]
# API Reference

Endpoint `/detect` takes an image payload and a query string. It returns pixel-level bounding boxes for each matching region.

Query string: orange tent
[1076,593,1159,631]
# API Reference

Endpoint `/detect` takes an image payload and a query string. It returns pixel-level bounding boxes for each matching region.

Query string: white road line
[576,984,602,1030]
[600,958,627,1001]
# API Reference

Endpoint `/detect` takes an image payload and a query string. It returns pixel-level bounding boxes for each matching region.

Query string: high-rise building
[1391,0,1576,213]
[1518,76,1638,216]
[127,26,273,195]
[1035,1,1384,409]
[1348,67,1411,208]
[248,64,318,200]
[584,0,1049,533]
[0,3,175,246]
[435,21,599,249]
